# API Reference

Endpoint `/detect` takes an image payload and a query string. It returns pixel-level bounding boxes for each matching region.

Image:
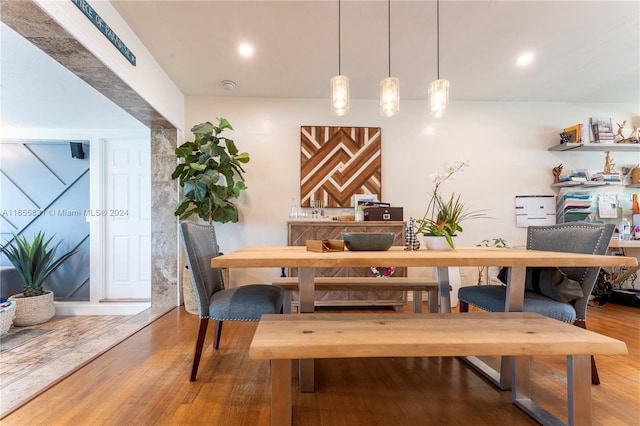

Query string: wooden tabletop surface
[212,246,639,269]
[249,312,629,360]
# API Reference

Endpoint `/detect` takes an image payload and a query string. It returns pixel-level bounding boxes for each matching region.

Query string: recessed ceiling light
[516,52,534,67]
[238,43,254,58]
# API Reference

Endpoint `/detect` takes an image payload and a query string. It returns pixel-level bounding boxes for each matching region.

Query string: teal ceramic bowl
[341,232,395,251]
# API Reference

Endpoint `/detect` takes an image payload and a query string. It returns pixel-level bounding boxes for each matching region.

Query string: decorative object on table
[415,161,488,250]
[423,235,457,251]
[341,232,395,251]
[404,218,420,251]
[1,231,79,326]
[0,300,16,334]
[552,163,563,184]
[172,117,250,224]
[602,151,615,174]
[300,126,381,208]
[370,266,396,278]
[306,239,345,253]
[627,126,640,143]
[614,120,627,142]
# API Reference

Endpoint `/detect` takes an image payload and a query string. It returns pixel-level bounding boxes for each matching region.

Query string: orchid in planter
[415,161,487,249]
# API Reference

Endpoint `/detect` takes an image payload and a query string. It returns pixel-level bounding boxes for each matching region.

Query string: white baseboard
[55,301,151,316]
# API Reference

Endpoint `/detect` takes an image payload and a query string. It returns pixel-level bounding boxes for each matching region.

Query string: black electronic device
[70,142,85,159]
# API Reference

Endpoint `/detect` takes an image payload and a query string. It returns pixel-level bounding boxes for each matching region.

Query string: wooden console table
[287,220,406,308]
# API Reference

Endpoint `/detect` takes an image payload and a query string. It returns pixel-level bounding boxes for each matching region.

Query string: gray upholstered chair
[458,222,615,385]
[179,221,285,381]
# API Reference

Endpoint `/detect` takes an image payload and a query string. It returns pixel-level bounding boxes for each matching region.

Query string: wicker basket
[9,291,55,327]
[0,301,17,334]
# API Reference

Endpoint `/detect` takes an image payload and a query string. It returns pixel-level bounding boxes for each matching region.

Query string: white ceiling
[110,0,640,103]
[1,1,638,132]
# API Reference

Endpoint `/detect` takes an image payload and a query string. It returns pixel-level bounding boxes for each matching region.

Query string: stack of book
[556,193,592,223]
[591,172,621,182]
[590,117,614,143]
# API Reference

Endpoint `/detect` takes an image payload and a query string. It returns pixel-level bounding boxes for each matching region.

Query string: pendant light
[429,0,449,118]
[331,0,349,116]
[380,0,399,117]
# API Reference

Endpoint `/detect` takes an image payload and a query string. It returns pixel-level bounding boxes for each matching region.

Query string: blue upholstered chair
[458,223,615,385]
[179,222,284,381]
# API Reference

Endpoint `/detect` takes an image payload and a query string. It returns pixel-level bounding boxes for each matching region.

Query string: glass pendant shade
[380,77,399,117]
[429,78,449,118]
[331,75,349,116]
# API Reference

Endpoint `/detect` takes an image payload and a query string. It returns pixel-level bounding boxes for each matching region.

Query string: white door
[104,138,151,299]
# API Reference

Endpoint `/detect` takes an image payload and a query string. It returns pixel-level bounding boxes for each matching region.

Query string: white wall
[186,97,639,287]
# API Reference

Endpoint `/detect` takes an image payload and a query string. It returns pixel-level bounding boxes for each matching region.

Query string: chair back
[526,223,615,320]
[180,222,226,317]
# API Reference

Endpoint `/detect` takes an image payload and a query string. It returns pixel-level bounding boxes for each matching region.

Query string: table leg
[436,266,451,313]
[505,266,526,312]
[271,359,292,426]
[298,268,315,392]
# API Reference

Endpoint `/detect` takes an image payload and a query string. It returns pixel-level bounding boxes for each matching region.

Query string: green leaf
[234,152,250,163]
[224,138,239,155]
[217,117,234,131]
[191,122,214,136]
[189,163,207,172]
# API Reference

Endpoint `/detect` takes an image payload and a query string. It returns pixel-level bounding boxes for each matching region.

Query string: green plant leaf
[191,122,214,135]
[224,138,239,155]
[234,152,250,163]
[217,117,234,131]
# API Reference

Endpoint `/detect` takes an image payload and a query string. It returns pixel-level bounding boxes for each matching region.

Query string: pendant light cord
[436,0,440,80]
[338,0,342,75]
[387,0,391,78]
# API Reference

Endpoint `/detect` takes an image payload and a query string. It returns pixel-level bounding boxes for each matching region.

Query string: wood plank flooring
[2,302,639,425]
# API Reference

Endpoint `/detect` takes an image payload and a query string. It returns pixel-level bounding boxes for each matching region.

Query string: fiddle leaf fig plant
[171,118,250,224]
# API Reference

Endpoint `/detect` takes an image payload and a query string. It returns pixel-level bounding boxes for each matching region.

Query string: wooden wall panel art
[300,126,381,207]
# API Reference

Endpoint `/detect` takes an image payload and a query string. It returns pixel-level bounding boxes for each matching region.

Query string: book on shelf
[590,117,614,143]
[563,124,583,143]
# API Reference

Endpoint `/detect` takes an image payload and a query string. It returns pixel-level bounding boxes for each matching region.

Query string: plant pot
[424,236,458,251]
[8,291,55,326]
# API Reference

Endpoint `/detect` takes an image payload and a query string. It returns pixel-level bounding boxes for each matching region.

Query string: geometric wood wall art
[300,126,381,207]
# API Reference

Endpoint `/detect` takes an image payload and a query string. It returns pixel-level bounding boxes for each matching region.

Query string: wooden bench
[271,276,439,314]
[250,312,628,426]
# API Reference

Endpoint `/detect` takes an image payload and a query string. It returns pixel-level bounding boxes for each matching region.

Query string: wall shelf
[551,181,621,188]
[549,142,640,152]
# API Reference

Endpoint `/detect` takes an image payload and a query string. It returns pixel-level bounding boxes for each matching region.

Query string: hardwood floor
[2,302,639,425]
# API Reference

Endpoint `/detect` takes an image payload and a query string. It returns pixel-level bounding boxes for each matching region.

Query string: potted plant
[1,231,78,326]
[171,117,250,313]
[171,117,250,224]
[415,161,487,250]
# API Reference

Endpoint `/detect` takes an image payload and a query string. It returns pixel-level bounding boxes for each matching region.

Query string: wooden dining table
[212,245,638,391]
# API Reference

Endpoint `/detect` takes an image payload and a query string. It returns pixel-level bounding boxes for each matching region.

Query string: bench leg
[427,290,438,314]
[568,355,591,426]
[412,291,423,313]
[512,355,591,426]
[271,359,292,426]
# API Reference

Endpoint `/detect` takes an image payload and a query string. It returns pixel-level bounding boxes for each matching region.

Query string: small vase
[424,236,457,251]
